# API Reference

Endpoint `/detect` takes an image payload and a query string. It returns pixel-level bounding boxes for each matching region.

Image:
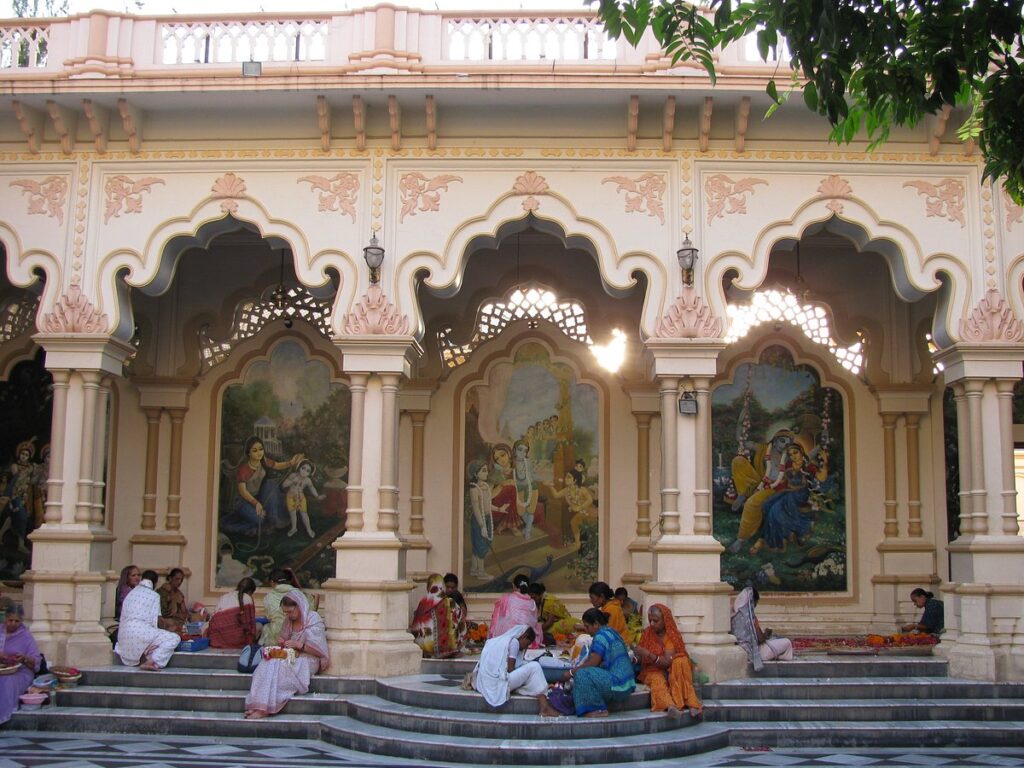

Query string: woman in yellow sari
[633,603,702,718]
[588,581,628,643]
[528,582,575,641]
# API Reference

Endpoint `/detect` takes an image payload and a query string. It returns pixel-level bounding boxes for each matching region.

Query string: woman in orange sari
[634,603,702,719]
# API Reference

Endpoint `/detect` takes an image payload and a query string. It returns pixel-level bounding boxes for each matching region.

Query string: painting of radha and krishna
[462,343,601,594]
[216,341,351,590]
[712,345,848,593]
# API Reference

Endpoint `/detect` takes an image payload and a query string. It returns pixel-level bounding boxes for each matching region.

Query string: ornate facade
[1,5,1022,682]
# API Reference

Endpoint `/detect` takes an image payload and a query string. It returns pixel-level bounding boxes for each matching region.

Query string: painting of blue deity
[0,350,52,581]
[712,345,847,593]
[216,340,350,589]
[462,342,600,593]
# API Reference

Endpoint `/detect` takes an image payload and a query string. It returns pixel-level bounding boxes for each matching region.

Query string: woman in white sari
[473,624,560,717]
[244,588,329,719]
[113,570,181,671]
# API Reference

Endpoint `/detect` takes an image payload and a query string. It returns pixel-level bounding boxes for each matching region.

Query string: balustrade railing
[0,8,781,74]
[0,22,49,69]
[161,18,327,65]
[445,16,617,61]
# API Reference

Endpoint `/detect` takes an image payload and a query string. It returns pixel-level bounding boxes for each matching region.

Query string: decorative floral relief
[211,171,247,214]
[602,172,666,224]
[818,174,853,215]
[103,175,164,223]
[342,284,410,335]
[654,287,724,339]
[40,285,108,334]
[704,174,767,224]
[398,172,462,222]
[298,172,360,221]
[958,288,1024,343]
[512,170,550,213]
[1003,189,1022,231]
[10,176,68,225]
[903,178,966,228]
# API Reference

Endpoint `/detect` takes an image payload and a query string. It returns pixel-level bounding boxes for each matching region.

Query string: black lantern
[363,233,385,284]
[676,235,699,287]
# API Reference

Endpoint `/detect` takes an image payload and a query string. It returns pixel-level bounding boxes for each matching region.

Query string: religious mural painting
[0,350,52,581]
[463,342,600,593]
[216,340,350,589]
[712,345,847,592]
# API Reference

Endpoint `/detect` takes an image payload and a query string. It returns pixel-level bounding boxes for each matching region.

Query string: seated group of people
[472,577,704,719]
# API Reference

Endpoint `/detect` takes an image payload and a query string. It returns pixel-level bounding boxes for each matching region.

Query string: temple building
[1,4,1022,683]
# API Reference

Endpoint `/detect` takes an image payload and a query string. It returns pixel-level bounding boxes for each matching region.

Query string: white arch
[393,190,668,340]
[94,196,357,342]
[705,196,971,348]
[0,221,63,335]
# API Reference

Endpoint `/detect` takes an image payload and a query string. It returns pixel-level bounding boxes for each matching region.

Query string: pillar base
[938,579,1024,681]
[322,533,422,677]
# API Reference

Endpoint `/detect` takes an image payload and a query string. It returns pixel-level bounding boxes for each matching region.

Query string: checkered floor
[1,732,1023,768]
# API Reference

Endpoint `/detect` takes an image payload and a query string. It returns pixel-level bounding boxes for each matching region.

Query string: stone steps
[10,651,1024,765]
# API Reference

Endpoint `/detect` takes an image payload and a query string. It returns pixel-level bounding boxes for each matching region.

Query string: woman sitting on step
[208,577,258,649]
[488,574,543,646]
[259,568,316,646]
[244,589,329,719]
[560,608,636,717]
[0,602,41,725]
[633,603,702,719]
[901,588,944,636]
[410,573,465,659]
[472,624,560,717]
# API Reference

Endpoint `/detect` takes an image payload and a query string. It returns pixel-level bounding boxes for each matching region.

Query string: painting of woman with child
[461,342,602,594]
[216,340,350,589]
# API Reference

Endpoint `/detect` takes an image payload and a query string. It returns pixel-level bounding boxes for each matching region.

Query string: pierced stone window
[199,286,332,370]
[438,284,592,370]
[0,294,39,343]
[726,289,864,375]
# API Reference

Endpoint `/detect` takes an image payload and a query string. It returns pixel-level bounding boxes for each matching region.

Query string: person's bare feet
[245,710,269,719]
[538,700,561,718]
[666,705,681,718]
[583,710,608,718]
[139,660,159,671]
[688,707,703,719]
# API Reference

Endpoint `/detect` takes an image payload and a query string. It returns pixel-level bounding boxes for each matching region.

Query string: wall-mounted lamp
[241,60,262,77]
[363,232,385,284]
[678,390,698,415]
[676,235,699,287]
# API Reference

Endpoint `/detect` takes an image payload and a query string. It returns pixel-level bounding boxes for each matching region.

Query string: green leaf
[767,79,780,104]
[803,81,818,111]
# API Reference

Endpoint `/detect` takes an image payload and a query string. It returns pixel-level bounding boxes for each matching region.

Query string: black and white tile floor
[2,733,1024,768]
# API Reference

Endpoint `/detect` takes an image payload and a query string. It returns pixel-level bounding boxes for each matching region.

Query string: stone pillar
[24,336,133,667]
[642,338,746,683]
[869,386,937,632]
[934,344,1024,681]
[399,382,434,580]
[324,336,423,677]
[129,379,195,569]
[624,386,658,587]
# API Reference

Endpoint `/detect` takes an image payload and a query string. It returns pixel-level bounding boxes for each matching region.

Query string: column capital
[644,338,725,380]
[336,335,422,376]
[34,334,135,375]
[934,343,1024,382]
[134,376,197,410]
[870,384,934,415]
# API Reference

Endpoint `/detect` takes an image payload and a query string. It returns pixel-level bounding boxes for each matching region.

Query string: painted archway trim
[705,195,971,349]
[395,189,667,341]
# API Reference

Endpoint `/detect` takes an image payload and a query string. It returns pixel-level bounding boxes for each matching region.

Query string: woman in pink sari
[244,589,329,719]
[488,574,543,647]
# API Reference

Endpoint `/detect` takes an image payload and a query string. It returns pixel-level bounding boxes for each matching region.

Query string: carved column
[935,335,1024,682]
[881,413,899,537]
[408,411,426,536]
[399,383,434,581]
[905,413,923,537]
[130,379,194,569]
[658,375,681,536]
[90,378,111,525]
[624,386,659,588]
[345,373,367,533]
[870,386,935,633]
[327,328,422,678]
[952,382,974,535]
[141,407,161,531]
[26,333,133,668]
[166,408,185,532]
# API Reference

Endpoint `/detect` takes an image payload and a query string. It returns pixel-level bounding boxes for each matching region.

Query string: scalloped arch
[94,197,357,343]
[0,222,63,336]
[705,196,970,348]
[394,189,667,341]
